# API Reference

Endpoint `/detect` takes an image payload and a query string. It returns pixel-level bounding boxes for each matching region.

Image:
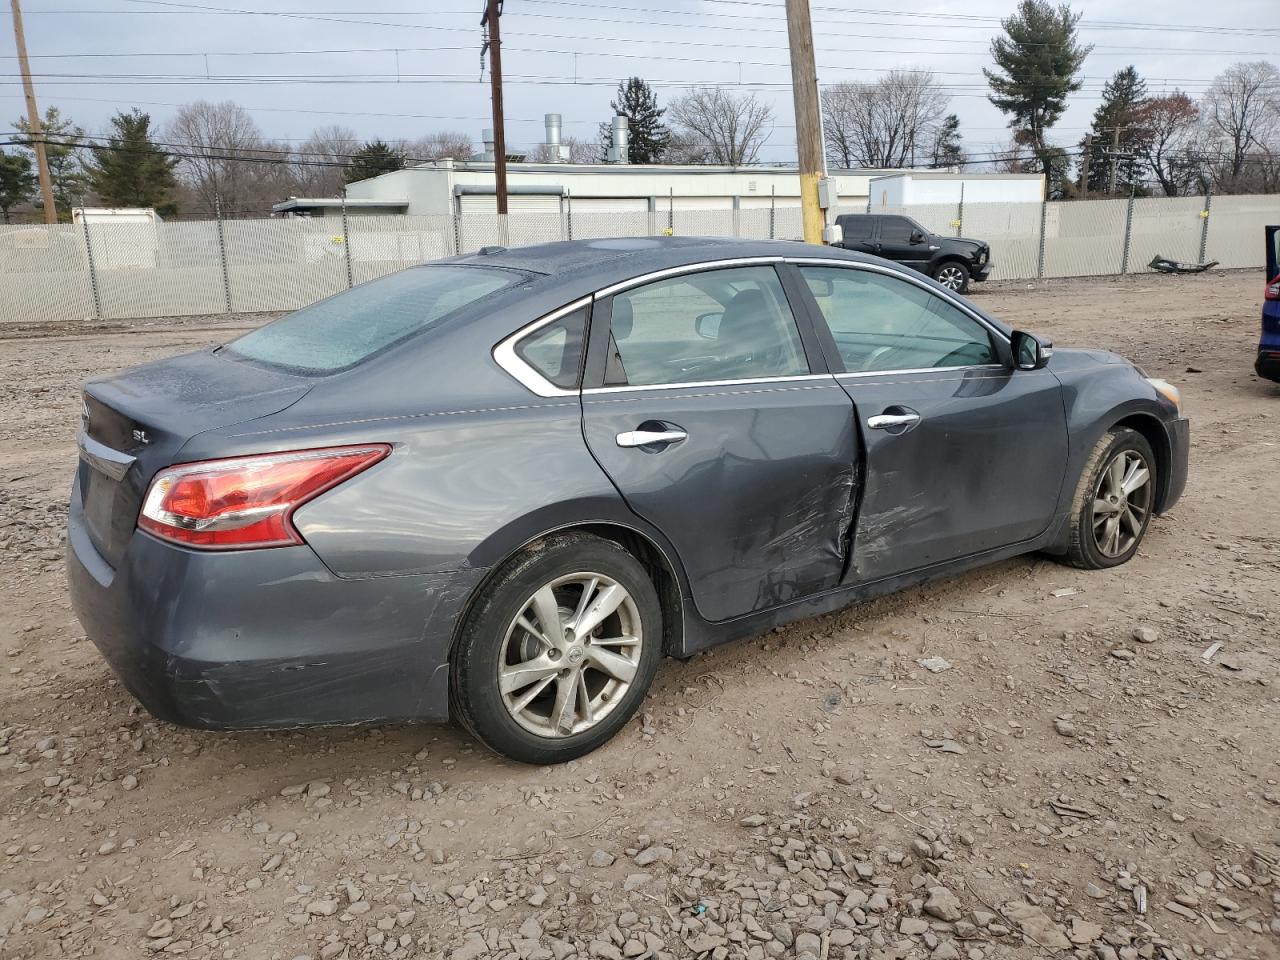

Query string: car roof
[443,236,880,278]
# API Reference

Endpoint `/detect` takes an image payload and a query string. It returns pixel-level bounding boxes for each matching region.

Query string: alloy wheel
[1091,449,1153,558]
[497,573,643,738]
[935,265,966,291]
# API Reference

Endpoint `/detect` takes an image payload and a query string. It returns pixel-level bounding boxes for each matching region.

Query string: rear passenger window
[840,217,874,240]
[515,307,587,389]
[607,266,809,387]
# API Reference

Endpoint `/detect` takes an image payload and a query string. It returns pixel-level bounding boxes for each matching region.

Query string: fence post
[865,195,871,214]
[955,183,964,238]
[214,194,233,313]
[340,189,354,289]
[732,196,741,238]
[1120,189,1136,274]
[77,204,103,320]
[1036,200,1048,279]
[452,212,462,256]
[566,193,573,241]
[1198,192,1212,265]
[668,188,674,234]
[769,185,776,240]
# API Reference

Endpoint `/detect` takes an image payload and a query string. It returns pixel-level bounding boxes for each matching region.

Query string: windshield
[225,265,523,373]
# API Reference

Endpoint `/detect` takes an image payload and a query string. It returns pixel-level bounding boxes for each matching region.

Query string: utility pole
[481,0,508,215]
[1107,125,1123,196]
[784,0,824,245]
[1078,134,1092,199]
[10,0,56,223]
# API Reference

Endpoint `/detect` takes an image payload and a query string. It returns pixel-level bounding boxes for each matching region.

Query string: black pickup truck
[833,213,992,294]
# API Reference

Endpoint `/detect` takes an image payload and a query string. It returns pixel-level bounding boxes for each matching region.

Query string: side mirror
[909,230,926,244]
[1011,330,1053,370]
[695,311,722,340]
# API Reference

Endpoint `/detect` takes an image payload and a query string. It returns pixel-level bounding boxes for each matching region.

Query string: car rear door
[580,262,858,623]
[837,216,879,256]
[790,261,1069,583]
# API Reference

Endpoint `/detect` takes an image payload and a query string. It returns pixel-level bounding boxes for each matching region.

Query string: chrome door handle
[867,413,921,431]
[616,429,688,448]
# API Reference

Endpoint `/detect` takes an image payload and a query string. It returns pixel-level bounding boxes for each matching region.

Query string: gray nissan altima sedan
[67,237,1189,763]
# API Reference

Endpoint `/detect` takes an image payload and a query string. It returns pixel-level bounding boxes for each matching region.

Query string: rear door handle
[616,428,688,448]
[867,412,921,431]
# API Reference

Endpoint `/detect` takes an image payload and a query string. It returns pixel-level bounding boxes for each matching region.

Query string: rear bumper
[1159,416,1190,514]
[67,482,482,729]
[1256,350,1280,383]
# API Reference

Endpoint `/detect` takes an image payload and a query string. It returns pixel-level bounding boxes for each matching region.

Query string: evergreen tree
[1080,66,1148,194]
[928,115,965,168]
[0,148,37,223]
[13,106,87,220]
[597,78,670,164]
[86,109,178,215]
[344,140,405,184]
[984,0,1091,183]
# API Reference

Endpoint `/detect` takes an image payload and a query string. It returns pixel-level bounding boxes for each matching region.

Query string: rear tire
[450,533,662,764]
[1063,427,1157,569]
[932,261,971,294]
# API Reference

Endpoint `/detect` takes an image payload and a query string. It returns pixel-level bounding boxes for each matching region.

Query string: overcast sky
[3,0,1279,165]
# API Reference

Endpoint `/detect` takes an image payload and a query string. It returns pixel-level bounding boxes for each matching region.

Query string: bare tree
[822,70,950,168]
[663,129,712,165]
[291,124,358,197]
[1201,61,1280,191]
[528,135,600,164]
[1130,93,1205,197]
[402,131,475,163]
[165,100,288,216]
[668,88,773,165]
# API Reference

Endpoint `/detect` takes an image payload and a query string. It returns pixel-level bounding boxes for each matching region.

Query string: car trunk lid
[76,348,313,568]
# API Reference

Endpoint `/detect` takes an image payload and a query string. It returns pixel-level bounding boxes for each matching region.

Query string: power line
[27,0,1280,39]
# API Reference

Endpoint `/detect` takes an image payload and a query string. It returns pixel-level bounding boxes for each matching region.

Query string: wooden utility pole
[482,0,508,215]
[1107,125,1123,196]
[1078,134,1092,198]
[784,0,823,245]
[10,0,56,223]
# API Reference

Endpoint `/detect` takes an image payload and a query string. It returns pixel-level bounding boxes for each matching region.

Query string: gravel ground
[0,270,1277,960]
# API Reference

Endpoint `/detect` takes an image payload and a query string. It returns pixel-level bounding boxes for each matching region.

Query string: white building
[273,160,1046,220]
[867,172,1045,208]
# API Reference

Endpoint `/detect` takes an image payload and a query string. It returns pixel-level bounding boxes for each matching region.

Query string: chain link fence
[2,193,1278,325]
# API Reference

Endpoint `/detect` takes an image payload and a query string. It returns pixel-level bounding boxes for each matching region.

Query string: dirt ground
[0,270,1277,960]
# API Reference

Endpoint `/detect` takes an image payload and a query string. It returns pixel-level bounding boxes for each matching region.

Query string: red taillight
[138,445,390,550]
[1266,275,1280,301]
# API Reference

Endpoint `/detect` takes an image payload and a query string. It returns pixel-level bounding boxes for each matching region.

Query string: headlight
[1147,378,1182,414]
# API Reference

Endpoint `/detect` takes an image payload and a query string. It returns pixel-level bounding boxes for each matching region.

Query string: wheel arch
[1111,412,1174,513]
[448,519,688,664]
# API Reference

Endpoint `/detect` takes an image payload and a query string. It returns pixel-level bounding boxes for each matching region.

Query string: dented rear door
[580,263,858,624]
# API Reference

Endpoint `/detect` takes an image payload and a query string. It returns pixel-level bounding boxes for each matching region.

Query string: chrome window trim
[491,296,592,398]
[592,256,785,299]
[583,373,832,396]
[788,257,1012,344]
[835,363,1009,381]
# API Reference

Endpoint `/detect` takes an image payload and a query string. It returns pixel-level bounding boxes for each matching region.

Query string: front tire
[932,261,971,293]
[1063,427,1157,569]
[450,533,662,764]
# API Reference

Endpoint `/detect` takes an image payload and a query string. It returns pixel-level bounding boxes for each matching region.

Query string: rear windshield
[225,265,522,373]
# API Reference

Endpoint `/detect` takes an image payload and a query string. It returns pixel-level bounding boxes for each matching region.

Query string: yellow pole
[785,0,824,245]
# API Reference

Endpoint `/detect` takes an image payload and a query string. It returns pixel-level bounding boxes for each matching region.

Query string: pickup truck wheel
[932,262,970,293]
